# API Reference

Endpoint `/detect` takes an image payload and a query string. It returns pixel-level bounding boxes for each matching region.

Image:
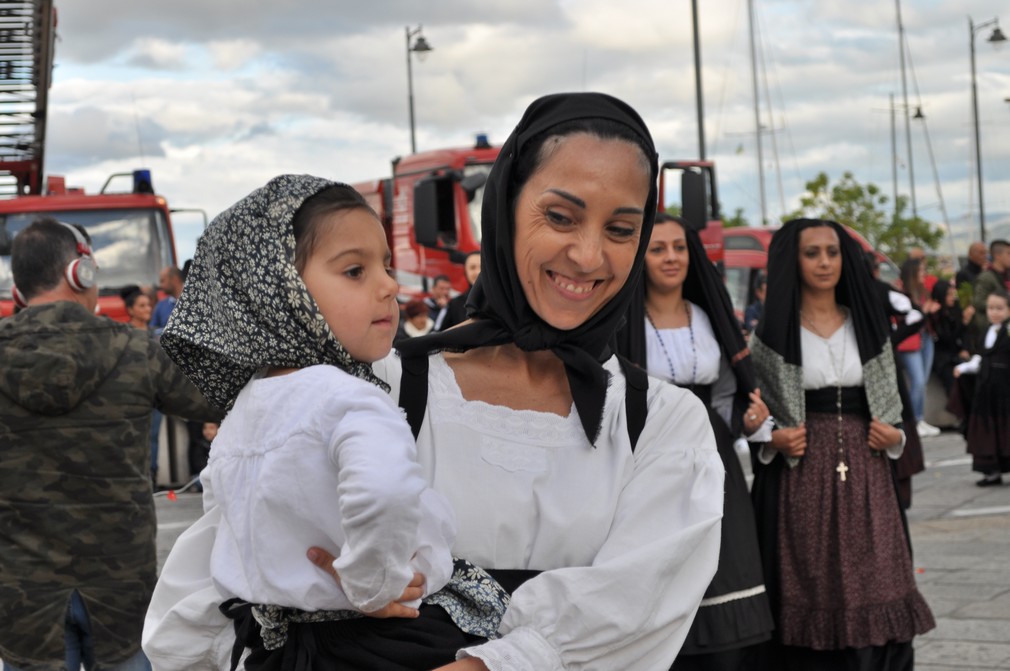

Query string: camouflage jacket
[0,301,221,669]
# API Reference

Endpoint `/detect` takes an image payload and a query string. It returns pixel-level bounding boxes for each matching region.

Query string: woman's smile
[547,270,603,299]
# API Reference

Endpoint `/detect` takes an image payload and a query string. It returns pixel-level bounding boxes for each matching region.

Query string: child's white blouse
[204,365,455,613]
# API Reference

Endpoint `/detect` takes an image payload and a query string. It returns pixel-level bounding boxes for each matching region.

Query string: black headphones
[11,221,97,308]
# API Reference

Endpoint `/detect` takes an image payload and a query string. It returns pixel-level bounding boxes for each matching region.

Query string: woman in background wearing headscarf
[144,92,724,671]
[615,213,773,670]
[750,219,934,671]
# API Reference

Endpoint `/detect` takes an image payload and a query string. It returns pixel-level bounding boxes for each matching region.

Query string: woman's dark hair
[654,212,688,227]
[930,279,951,304]
[510,118,652,209]
[119,284,144,308]
[863,251,878,278]
[404,298,428,319]
[291,184,378,272]
[899,258,924,300]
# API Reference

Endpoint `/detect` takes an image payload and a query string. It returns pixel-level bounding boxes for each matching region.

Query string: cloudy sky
[47,0,1010,264]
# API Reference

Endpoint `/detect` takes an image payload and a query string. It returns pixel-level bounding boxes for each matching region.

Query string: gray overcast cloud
[45,1,1010,263]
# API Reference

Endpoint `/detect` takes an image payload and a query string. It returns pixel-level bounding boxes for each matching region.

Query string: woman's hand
[306,547,425,618]
[954,367,962,379]
[867,418,901,451]
[770,424,806,458]
[432,659,491,671]
[963,305,976,324]
[742,388,769,435]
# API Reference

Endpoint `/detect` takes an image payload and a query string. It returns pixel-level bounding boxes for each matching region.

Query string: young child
[156,176,457,651]
[954,289,1010,486]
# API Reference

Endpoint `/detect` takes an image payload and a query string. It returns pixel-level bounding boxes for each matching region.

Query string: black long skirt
[672,407,774,670]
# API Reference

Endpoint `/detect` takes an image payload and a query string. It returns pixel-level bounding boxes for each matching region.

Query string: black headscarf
[751,218,902,429]
[615,216,756,434]
[161,175,387,410]
[397,92,659,445]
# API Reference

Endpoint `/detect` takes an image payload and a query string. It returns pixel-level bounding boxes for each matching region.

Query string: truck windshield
[0,208,173,293]
[463,164,493,244]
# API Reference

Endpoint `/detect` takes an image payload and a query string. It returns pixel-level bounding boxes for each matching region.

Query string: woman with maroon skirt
[750,218,934,670]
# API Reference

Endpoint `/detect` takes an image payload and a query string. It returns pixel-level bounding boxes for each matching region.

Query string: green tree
[724,207,749,229]
[784,171,943,259]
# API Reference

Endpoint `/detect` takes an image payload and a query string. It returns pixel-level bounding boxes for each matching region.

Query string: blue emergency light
[133,169,154,194]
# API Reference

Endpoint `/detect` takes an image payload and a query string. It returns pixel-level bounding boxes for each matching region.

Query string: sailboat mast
[748,0,767,225]
[896,0,917,217]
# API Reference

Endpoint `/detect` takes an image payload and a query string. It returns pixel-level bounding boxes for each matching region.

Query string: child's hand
[306,547,425,618]
[954,367,962,379]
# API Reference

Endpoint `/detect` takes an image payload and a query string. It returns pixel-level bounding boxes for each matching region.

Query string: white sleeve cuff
[745,416,774,443]
[886,428,906,459]
[955,355,981,375]
[458,626,564,671]
[889,290,912,313]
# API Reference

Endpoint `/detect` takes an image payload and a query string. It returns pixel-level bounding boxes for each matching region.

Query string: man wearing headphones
[0,218,221,671]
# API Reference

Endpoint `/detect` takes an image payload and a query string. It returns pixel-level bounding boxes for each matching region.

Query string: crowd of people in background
[947,239,1010,487]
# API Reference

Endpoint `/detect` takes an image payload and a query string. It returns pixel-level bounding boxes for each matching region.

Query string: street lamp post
[969,16,1006,242]
[405,25,433,154]
[690,0,705,161]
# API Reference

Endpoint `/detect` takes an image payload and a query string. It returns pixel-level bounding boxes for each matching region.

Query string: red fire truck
[354,137,724,299]
[0,1,182,321]
[0,171,181,320]
[353,134,498,299]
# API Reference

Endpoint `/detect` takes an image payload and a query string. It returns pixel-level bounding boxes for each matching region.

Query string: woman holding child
[144,92,724,670]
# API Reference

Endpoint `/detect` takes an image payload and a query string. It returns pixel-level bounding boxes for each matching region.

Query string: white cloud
[29,0,1010,259]
[207,39,262,70]
[124,38,191,71]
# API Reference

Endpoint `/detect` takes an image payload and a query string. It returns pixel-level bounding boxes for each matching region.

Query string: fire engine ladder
[0,0,54,197]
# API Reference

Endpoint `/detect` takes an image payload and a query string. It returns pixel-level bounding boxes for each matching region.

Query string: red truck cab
[0,170,177,320]
[354,136,498,300]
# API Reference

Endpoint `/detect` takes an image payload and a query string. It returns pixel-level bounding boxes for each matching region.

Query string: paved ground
[904,432,1010,670]
[150,430,1010,669]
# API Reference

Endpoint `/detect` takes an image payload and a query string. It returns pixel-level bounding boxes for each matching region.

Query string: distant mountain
[940,211,1010,253]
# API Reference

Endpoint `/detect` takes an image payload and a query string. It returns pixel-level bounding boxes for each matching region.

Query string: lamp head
[989,26,1007,44]
[411,35,433,62]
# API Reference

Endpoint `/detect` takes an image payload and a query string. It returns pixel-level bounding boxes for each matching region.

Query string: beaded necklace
[801,309,849,483]
[645,302,697,385]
